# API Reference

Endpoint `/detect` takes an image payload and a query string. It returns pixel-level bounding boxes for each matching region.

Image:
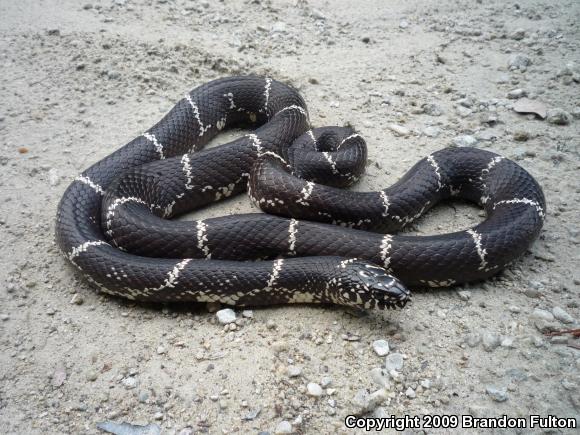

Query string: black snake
[55,76,546,310]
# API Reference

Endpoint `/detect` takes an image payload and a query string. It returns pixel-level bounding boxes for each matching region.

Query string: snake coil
[55,76,545,310]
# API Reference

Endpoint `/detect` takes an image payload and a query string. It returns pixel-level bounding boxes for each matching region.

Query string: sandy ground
[1,0,579,434]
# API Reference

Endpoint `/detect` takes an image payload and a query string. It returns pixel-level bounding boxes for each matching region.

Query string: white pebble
[385,353,404,372]
[274,420,293,434]
[388,124,410,137]
[552,307,574,324]
[216,308,236,324]
[372,339,390,356]
[306,382,323,397]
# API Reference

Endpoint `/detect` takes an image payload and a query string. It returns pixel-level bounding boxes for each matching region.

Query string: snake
[55,76,546,310]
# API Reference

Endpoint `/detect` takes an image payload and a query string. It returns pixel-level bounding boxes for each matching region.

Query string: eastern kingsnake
[55,76,546,310]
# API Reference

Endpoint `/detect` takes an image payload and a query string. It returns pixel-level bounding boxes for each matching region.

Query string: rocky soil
[0,0,579,434]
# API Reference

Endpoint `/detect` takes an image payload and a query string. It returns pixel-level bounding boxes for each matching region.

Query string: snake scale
[55,76,546,310]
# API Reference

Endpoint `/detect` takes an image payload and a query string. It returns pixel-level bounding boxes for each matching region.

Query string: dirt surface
[1,0,579,434]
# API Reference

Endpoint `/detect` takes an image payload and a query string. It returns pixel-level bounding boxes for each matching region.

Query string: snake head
[336,260,411,310]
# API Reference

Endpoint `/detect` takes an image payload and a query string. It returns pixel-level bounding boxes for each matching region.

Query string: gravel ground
[1,0,579,434]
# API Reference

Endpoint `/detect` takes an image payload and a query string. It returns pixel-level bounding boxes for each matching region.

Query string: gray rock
[507,89,527,99]
[508,54,532,70]
[287,366,302,378]
[482,332,501,351]
[216,308,236,324]
[524,287,542,298]
[457,290,471,301]
[510,29,526,40]
[453,135,478,147]
[546,108,571,125]
[481,112,499,126]
[505,368,528,382]
[271,22,287,33]
[423,126,441,137]
[242,407,261,421]
[320,376,332,388]
[552,307,574,324]
[532,308,554,322]
[422,103,444,116]
[306,382,323,397]
[486,386,508,402]
[513,130,530,142]
[274,420,293,434]
[372,339,390,356]
[388,124,410,137]
[399,20,409,29]
[106,70,121,80]
[456,106,473,118]
[405,387,416,398]
[242,310,253,318]
[458,97,476,108]
[385,353,404,372]
[420,379,431,389]
[121,376,137,389]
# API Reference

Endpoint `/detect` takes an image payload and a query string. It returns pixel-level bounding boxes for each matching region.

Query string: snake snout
[365,266,411,310]
[341,261,411,310]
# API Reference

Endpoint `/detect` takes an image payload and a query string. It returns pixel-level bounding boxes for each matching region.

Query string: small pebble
[546,108,571,125]
[423,126,441,137]
[457,290,471,301]
[405,387,416,399]
[453,135,478,147]
[508,54,532,71]
[513,130,530,142]
[287,366,302,378]
[507,89,527,99]
[388,124,410,137]
[510,28,526,40]
[486,386,508,402]
[122,377,137,389]
[552,307,574,324]
[372,339,390,356]
[422,103,444,116]
[532,308,554,322]
[216,308,236,324]
[306,382,323,397]
[385,353,404,372]
[274,420,293,434]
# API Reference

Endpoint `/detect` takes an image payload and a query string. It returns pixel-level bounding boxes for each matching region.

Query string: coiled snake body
[55,76,545,310]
